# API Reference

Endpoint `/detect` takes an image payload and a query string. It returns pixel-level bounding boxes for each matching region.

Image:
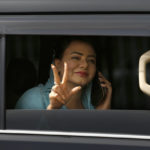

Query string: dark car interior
[5,35,150,110]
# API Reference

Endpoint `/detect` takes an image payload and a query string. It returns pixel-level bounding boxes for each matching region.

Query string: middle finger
[62,62,68,84]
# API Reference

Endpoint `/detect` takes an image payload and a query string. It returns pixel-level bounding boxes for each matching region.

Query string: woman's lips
[75,72,88,77]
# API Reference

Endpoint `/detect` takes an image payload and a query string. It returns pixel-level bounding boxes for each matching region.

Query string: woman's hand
[47,62,81,110]
[96,72,112,109]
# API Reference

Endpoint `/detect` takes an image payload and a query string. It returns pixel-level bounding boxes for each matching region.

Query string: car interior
[5,35,150,110]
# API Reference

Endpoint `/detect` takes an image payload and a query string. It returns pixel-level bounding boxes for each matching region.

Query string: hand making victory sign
[47,62,81,110]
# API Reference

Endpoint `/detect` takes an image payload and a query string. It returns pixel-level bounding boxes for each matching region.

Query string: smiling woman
[15,36,112,110]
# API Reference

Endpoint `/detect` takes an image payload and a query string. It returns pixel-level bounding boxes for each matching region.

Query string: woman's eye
[71,56,80,60]
[88,59,96,64]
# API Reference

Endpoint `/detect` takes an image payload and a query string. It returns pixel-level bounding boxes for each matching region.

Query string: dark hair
[53,36,106,108]
[54,36,96,60]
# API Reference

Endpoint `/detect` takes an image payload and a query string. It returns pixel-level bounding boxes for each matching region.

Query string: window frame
[0,35,6,129]
[0,0,150,13]
[1,8,150,141]
[0,14,150,36]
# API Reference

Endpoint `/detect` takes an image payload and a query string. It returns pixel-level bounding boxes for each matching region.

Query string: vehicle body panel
[0,0,149,13]
[0,0,150,149]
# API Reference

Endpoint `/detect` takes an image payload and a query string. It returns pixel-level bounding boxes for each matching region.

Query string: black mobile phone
[91,70,108,106]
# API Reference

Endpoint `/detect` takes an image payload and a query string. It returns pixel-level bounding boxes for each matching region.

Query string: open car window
[5,35,150,110]
[4,35,150,134]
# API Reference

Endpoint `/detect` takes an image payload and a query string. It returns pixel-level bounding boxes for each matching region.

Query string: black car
[1,0,150,149]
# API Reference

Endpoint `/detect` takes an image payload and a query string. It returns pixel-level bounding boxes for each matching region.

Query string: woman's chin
[74,80,89,87]
[68,78,91,87]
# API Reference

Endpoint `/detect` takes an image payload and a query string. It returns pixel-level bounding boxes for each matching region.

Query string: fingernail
[78,86,82,90]
[64,62,67,66]
[51,64,54,68]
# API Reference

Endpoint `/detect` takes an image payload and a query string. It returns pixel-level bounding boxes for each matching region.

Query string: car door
[1,0,150,149]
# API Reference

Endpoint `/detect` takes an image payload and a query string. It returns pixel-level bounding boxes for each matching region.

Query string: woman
[16,37,112,109]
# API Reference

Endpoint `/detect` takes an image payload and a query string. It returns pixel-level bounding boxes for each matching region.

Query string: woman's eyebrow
[71,52,96,58]
[71,52,83,55]
[88,55,96,58]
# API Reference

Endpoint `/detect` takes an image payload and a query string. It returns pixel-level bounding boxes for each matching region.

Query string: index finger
[61,62,68,84]
[51,64,61,85]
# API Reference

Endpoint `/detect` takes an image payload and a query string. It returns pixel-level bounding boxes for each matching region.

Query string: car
[1,0,150,149]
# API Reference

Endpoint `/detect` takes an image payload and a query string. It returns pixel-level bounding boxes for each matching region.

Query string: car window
[5,35,150,110]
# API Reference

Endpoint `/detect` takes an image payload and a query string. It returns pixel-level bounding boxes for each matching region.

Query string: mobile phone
[91,70,108,106]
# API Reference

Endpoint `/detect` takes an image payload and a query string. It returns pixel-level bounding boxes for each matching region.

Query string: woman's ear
[54,59,61,72]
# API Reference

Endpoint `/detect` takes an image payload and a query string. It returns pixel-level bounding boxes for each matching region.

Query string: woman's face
[55,40,96,87]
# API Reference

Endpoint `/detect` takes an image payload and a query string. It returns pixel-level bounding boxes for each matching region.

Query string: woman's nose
[80,59,88,69]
